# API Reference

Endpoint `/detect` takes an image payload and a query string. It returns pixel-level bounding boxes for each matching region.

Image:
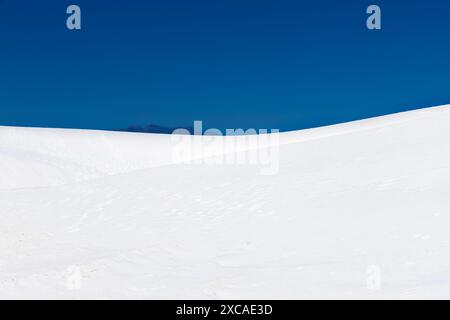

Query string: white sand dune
[0,106,449,299]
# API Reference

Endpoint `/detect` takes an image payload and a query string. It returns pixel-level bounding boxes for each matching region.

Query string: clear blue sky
[1,0,450,131]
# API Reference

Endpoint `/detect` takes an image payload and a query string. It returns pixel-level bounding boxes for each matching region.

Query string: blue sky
[1,0,450,131]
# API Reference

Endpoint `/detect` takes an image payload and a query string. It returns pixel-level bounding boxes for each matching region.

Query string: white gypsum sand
[0,105,449,299]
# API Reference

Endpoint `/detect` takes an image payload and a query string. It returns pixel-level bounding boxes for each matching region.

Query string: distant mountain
[116,124,193,135]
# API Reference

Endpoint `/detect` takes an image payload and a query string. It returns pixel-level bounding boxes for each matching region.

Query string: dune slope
[1,106,450,299]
